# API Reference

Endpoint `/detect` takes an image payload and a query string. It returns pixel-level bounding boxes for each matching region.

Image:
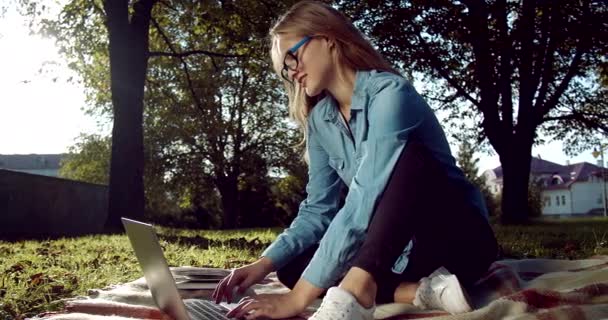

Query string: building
[0,154,64,177]
[483,157,607,216]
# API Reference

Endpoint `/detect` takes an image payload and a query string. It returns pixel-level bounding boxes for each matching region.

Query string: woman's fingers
[231,300,262,319]
[214,272,239,303]
[213,276,231,303]
[212,277,226,303]
[223,272,242,303]
[226,298,255,318]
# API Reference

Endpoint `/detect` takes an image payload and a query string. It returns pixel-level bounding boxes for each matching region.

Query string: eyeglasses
[281,36,312,84]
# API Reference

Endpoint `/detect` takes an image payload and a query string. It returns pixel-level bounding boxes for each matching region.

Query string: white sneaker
[309,287,375,320]
[413,266,472,314]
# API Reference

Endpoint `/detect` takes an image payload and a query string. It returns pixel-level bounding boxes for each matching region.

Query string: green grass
[1,218,608,320]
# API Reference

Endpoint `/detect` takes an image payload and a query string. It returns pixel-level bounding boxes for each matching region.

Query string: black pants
[276,141,498,304]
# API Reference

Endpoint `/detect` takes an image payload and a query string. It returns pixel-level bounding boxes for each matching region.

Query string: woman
[212,1,498,319]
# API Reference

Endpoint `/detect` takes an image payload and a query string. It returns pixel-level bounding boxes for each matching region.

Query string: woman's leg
[346,141,497,304]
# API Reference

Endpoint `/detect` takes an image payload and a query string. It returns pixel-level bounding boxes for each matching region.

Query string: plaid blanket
[32,257,608,320]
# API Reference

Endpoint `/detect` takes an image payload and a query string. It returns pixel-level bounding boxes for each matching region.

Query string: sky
[0,3,602,174]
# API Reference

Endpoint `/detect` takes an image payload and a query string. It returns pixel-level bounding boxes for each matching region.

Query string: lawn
[1,218,607,320]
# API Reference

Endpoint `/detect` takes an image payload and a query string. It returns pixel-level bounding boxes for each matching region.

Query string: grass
[1,218,607,320]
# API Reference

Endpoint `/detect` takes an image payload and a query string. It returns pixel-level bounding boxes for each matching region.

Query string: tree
[139,0,302,228]
[101,0,159,230]
[20,0,162,229]
[18,0,289,229]
[22,0,305,228]
[340,0,608,224]
[59,134,111,185]
[456,138,486,188]
[456,138,499,217]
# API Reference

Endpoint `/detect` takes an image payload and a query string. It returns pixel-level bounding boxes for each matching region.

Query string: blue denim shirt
[262,70,487,288]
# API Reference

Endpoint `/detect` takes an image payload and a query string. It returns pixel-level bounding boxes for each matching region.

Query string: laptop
[121,217,236,320]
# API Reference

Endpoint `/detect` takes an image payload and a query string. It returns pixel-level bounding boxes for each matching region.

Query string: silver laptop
[121,217,234,320]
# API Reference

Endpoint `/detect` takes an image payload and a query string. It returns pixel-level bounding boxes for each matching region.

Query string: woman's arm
[261,119,345,271]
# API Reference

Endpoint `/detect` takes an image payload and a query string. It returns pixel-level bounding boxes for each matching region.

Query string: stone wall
[0,169,108,238]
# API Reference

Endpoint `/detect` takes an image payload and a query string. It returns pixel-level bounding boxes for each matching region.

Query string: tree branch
[535,2,591,121]
[496,0,514,131]
[92,0,106,16]
[158,0,178,12]
[148,50,247,59]
[150,17,206,117]
[408,22,481,108]
[533,3,560,112]
[462,0,498,105]
[543,112,608,133]
[515,0,537,131]
[461,0,506,152]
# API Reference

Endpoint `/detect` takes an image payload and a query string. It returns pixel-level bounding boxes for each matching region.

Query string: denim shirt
[262,70,487,288]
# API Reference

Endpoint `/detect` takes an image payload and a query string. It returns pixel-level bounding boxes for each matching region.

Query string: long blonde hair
[269,1,399,158]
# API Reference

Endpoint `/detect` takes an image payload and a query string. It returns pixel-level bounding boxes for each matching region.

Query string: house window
[561,195,566,206]
[598,195,603,205]
[547,197,551,206]
[556,196,560,206]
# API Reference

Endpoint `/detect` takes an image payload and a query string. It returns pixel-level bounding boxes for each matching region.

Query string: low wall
[0,169,108,238]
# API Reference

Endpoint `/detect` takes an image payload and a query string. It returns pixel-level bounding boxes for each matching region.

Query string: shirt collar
[321,69,372,121]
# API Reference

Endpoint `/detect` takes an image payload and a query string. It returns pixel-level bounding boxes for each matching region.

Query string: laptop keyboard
[185,300,230,320]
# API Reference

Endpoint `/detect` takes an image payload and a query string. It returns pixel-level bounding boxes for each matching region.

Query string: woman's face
[276,34,334,97]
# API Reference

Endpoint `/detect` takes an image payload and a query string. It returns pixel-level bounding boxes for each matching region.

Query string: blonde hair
[269,1,399,160]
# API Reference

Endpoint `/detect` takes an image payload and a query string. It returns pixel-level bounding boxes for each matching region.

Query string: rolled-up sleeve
[261,121,344,270]
[301,76,426,288]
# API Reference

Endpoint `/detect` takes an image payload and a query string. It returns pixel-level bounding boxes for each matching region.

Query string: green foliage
[19,0,307,228]
[58,134,110,185]
[272,174,307,225]
[456,139,499,217]
[339,1,608,152]
[339,1,608,224]
[456,139,486,187]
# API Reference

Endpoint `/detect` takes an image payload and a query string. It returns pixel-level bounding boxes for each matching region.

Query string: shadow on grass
[158,233,271,251]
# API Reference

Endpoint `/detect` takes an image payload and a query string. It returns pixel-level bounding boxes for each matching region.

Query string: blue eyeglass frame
[281,36,312,83]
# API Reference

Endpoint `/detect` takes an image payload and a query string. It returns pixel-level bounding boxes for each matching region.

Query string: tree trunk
[104,0,155,231]
[499,139,533,224]
[217,176,239,229]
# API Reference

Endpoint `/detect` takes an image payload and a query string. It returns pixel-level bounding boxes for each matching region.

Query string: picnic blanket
[32,257,608,320]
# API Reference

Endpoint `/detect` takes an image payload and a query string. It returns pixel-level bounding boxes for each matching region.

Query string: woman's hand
[226,277,325,319]
[225,292,305,319]
[212,257,274,304]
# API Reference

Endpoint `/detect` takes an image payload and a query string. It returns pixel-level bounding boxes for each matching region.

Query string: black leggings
[276,141,498,304]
